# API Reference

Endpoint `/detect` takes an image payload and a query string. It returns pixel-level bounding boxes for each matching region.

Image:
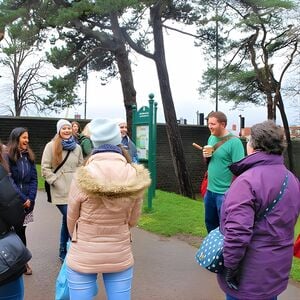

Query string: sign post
[133,93,157,210]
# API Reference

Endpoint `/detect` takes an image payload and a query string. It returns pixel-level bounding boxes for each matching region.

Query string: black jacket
[0,164,26,285]
[0,165,25,233]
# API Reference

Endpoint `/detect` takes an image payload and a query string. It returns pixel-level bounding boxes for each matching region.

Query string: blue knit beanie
[90,118,121,147]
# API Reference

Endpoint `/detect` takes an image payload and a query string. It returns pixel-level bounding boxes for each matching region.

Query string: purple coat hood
[217,151,300,299]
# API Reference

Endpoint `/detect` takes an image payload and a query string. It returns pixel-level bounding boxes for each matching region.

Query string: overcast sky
[1,24,298,131]
[65,30,278,133]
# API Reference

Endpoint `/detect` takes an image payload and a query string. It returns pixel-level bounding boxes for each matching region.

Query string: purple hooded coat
[217,151,300,300]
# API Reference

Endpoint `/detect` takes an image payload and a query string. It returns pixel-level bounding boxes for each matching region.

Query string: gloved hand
[223,267,240,290]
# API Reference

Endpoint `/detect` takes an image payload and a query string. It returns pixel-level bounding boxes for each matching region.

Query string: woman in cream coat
[66,118,151,300]
[41,119,83,262]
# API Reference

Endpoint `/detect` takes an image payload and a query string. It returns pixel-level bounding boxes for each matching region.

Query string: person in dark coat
[6,127,38,275]
[0,142,26,299]
[217,120,300,300]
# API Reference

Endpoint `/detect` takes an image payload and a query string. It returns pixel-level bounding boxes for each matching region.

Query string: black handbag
[0,230,32,283]
[44,151,71,203]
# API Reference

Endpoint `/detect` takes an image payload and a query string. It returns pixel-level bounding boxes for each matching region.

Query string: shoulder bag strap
[205,135,236,166]
[256,173,289,222]
[213,134,236,151]
[53,150,71,174]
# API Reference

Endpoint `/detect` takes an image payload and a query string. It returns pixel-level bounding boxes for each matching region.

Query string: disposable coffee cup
[203,145,214,157]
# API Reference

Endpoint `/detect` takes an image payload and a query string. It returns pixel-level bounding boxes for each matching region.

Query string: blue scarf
[92,144,122,155]
[61,136,77,151]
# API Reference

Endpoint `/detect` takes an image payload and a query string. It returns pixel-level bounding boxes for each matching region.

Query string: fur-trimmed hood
[75,152,151,198]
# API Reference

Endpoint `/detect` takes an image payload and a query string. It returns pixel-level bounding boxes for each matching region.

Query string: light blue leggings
[67,266,133,300]
[0,276,24,300]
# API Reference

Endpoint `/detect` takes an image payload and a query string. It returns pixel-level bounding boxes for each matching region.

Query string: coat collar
[229,151,284,177]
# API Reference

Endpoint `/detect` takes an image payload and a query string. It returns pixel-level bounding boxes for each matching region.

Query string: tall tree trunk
[266,93,274,120]
[276,90,294,172]
[110,13,136,135]
[150,3,194,198]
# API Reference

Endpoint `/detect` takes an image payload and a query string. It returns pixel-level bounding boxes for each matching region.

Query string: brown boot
[24,263,32,275]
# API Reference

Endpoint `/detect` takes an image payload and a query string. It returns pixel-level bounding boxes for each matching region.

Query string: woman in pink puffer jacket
[66,118,151,300]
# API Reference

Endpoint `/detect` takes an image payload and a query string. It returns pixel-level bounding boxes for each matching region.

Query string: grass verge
[138,190,300,282]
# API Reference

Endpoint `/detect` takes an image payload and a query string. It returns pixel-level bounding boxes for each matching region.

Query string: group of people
[0,112,299,300]
[0,117,147,300]
[202,111,300,300]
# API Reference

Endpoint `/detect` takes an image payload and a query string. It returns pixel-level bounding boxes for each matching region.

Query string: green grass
[139,190,207,237]
[35,165,300,282]
[292,220,300,281]
[139,190,300,282]
[36,164,44,189]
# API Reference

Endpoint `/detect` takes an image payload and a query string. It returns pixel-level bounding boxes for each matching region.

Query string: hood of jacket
[229,151,284,177]
[75,152,151,198]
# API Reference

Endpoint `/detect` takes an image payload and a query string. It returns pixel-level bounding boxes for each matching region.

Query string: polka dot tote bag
[195,227,224,273]
[195,173,289,274]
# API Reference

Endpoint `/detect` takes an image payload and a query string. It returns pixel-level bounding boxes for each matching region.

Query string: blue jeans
[204,190,225,233]
[0,276,24,300]
[226,295,277,300]
[56,205,69,251]
[67,266,133,300]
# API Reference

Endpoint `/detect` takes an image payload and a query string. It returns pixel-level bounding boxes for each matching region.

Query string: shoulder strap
[213,134,235,151]
[53,151,71,174]
[256,173,289,221]
[205,134,236,166]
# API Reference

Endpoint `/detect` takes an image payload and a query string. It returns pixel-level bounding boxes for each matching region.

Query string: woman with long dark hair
[6,127,37,276]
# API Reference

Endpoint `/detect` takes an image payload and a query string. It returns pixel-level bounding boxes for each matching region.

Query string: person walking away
[6,127,37,275]
[203,111,244,233]
[118,119,139,163]
[66,118,151,299]
[41,119,83,262]
[77,122,93,159]
[217,120,300,300]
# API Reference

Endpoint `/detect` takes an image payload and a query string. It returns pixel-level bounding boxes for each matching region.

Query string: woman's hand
[223,267,241,290]
[24,199,31,209]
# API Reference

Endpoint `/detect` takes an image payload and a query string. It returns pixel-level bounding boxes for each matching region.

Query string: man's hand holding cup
[203,145,214,158]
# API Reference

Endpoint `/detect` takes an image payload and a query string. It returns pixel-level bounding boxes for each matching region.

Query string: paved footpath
[24,191,300,299]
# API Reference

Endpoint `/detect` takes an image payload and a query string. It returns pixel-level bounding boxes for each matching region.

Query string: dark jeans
[226,295,277,300]
[56,204,69,251]
[204,190,225,233]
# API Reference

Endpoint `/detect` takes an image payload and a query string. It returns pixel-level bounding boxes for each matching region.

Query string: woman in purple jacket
[218,120,300,300]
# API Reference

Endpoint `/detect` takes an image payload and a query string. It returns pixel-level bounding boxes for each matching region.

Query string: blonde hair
[82,123,91,137]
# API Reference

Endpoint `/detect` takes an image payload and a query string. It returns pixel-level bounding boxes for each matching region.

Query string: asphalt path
[24,191,300,300]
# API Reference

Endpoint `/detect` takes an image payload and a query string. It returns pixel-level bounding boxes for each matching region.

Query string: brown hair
[207,111,227,126]
[7,127,35,163]
[0,143,9,171]
[71,121,81,134]
[119,144,132,163]
[52,134,64,167]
